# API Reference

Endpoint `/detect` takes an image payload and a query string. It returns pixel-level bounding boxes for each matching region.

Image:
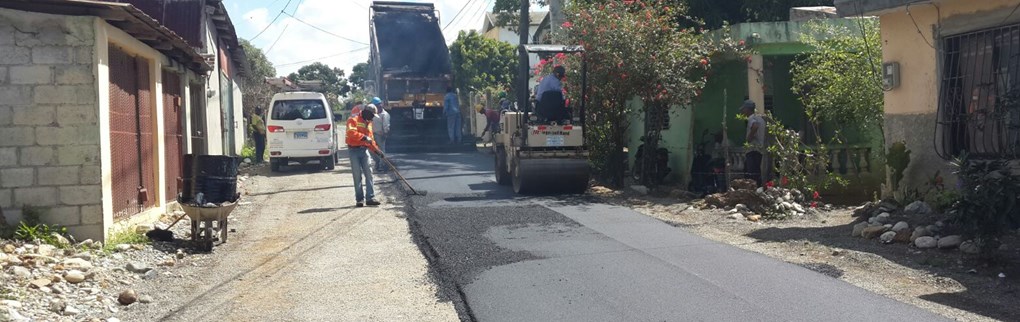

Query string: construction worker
[536,66,566,102]
[349,100,365,120]
[498,91,512,111]
[444,87,461,144]
[740,100,766,186]
[248,107,266,164]
[346,104,383,207]
[373,101,391,172]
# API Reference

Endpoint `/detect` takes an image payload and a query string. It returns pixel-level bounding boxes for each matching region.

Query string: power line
[250,0,294,41]
[443,0,478,31]
[444,0,487,39]
[274,47,370,67]
[282,11,369,45]
[464,0,491,31]
[345,0,368,10]
[265,23,290,54]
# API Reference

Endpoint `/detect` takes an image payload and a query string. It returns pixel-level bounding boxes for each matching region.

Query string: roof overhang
[834,0,929,17]
[0,0,211,73]
[206,0,247,77]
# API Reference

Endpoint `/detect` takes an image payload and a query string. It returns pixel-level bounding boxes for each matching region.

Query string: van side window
[271,100,327,120]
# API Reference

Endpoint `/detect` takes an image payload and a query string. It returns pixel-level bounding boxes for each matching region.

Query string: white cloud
[237,0,490,77]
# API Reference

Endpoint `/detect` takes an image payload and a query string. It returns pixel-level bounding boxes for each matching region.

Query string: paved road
[390,150,947,321]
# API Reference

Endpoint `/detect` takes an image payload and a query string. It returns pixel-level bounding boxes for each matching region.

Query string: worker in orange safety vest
[346,104,383,207]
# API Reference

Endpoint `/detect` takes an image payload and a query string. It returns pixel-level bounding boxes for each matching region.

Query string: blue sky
[223,0,496,77]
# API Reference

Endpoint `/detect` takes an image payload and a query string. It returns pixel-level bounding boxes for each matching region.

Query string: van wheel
[270,160,281,172]
[323,156,335,171]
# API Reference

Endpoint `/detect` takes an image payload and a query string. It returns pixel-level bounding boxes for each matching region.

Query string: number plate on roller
[546,135,565,146]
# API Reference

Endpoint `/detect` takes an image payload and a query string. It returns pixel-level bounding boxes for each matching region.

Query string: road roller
[493,44,590,195]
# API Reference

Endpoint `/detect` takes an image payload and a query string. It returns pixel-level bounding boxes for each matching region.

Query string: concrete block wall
[0,9,102,240]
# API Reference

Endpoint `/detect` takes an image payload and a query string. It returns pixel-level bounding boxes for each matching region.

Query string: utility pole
[549,0,565,42]
[517,0,529,113]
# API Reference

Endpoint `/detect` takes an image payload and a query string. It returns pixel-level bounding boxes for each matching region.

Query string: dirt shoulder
[118,161,459,321]
[593,188,1020,322]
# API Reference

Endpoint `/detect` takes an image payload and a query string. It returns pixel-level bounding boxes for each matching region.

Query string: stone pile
[0,237,187,321]
[705,179,831,221]
[850,200,983,254]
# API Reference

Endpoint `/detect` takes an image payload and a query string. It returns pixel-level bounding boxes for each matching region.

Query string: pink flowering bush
[535,0,747,186]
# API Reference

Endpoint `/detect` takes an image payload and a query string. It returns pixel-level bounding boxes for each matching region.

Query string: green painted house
[627,17,885,200]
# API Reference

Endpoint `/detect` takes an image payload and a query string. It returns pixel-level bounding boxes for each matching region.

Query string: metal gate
[189,82,207,155]
[109,45,156,219]
[162,71,184,202]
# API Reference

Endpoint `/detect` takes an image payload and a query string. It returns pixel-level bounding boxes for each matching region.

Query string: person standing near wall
[741,100,766,185]
[444,87,462,144]
[249,107,266,164]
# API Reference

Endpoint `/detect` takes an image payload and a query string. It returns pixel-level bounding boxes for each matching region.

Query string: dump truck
[368,1,454,151]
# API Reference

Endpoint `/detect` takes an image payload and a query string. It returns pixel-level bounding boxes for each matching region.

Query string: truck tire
[495,146,510,185]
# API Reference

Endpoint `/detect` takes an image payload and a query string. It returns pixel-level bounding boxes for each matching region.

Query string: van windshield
[271,99,327,120]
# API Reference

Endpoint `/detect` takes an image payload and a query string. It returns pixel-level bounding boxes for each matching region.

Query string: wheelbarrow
[179,201,237,252]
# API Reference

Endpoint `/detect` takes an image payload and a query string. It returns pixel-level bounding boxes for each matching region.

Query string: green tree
[539,0,744,187]
[449,30,518,95]
[790,19,883,142]
[349,62,370,92]
[287,62,351,109]
[239,39,277,115]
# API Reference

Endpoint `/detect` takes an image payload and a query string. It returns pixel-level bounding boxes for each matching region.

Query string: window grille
[646,104,670,130]
[937,24,1020,159]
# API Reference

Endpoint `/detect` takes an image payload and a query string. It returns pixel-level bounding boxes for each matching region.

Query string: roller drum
[513,158,590,195]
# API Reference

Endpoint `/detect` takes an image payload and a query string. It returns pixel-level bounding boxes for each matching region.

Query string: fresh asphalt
[387,149,948,322]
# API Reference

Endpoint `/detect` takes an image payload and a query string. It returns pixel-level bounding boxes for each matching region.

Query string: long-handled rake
[376,152,428,196]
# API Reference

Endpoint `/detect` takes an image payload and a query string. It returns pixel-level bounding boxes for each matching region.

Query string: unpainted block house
[0,0,246,241]
[835,0,1020,190]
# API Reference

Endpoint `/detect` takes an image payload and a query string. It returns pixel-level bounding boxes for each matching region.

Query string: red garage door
[109,45,156,219]
[162,71,184,202]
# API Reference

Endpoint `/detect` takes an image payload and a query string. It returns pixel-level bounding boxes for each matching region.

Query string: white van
[266,92,339,172]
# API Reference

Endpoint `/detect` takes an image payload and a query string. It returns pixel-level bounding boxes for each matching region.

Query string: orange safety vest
[346,116,379,151]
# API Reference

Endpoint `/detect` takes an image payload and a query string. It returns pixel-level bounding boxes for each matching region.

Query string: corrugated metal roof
[0,0,211,73]
[105,0,206,48]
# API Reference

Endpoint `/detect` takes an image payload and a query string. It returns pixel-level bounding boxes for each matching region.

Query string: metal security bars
[937,23,1020,160]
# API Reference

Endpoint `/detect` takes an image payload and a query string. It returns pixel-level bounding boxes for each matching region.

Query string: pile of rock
[850,200,983,254]
[704,179,829,220]
[0,237,186,321]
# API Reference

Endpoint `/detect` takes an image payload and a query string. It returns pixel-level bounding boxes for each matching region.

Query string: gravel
[0,237,191,321]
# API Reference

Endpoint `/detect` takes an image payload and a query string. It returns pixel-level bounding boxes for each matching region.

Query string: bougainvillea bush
[534,0,747,186]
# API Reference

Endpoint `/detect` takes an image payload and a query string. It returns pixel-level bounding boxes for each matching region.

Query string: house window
[937,24,1020,159]
[646,104,670,130]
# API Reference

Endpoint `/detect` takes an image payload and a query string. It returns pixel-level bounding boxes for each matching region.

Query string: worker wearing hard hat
[346,104,383,207]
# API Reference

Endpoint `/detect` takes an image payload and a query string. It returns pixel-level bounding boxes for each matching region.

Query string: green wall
[626,98,695,184]
[692,60,750,150]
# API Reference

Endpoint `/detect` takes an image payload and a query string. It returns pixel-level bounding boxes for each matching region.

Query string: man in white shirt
[373,102,391,172]
[741,100,766,185]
